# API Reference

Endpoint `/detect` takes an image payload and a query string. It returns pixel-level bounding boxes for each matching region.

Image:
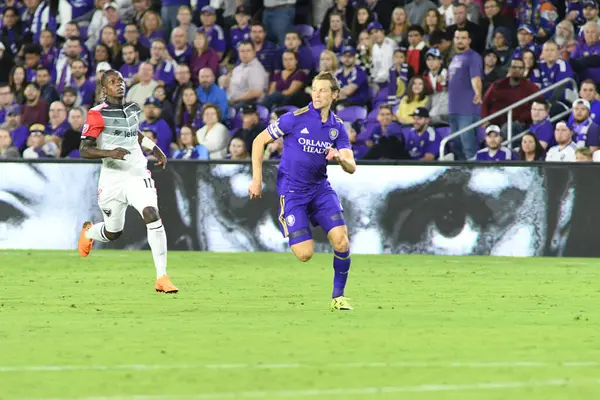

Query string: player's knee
[142,207,160,224]
[295,250,313,262]
[332,235,350,253]
[105,230,122,241]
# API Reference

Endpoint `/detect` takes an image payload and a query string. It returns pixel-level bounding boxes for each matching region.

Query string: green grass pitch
[2,251,600,400]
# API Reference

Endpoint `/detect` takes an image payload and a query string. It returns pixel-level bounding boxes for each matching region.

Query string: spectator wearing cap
[388,48,414,106]
[38,29,58,70]
[21,82,49,127]
[23,44,42,82]
[532,40,574,102]
[515,0,558,41]
[196,103,230,159]
[226,5,251,65]
[54,38,85,93]
[59,107,85,158]
[175,6,198,44]
[545,121,577,161]
[68,60,95,109]
[119,44,141,88]
[160,0,189,37]
[173,124,209,160]
[1,104,28,152]
[321,0,355,45]
[491,27,513,68]
[274,30,313,73]
[175,85,203,131]
[250,22,278,73]
[191,31,220,82]
[482,58,539,133]
[403,107,442,160]
[475,124,515,161]
[423,48,449,122]
[361,104,408,160]
[324,11,354,56]
[406,25,429,75]
[120,23,150,61]
[169,27,193,65]
[232,103,267,155]
[580,0,600,34]
[126,63,158,120]
[148,39,177,90]
[1,7,24,57]
[482,49,503,94]
[481,0,516,50]
[406,0,437,29]
[572,22,600,83]
[47,100,70,142]
[22,124,58,159]
[529,99,555,149]
[139,10,167,49]
[369,21,398,84]
[261,50,307,110]
[448,28,483,160]
[447,4,484,53]
[512,25,542,59]
[222,41,268,110]
[198,6,226,60]
[196,68,227,121]
[335,46,369,109]
[140,96,174,157]
[397,76,431,125]
[102,3,126,43]
[569,98,600,152]
[0,128,20,159]
[570,80,600,125]
[35,66,59,105]
[61,86,78,112]
[262,0,297,47]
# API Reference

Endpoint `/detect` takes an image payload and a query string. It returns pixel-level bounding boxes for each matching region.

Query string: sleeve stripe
[267,124,280,139]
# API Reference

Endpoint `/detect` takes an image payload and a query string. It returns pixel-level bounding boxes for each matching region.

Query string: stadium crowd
[0,0,599,162]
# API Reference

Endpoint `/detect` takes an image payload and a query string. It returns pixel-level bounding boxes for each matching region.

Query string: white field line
[2,361,600,373]
[22,378,600,400]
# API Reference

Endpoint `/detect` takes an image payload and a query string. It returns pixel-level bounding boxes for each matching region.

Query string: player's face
[311,79,337,110]
[485,132,501,149]
[104,72,126,99]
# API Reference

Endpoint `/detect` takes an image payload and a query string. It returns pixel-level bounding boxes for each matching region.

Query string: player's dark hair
[100,69,121,88]
[313,72,341,93]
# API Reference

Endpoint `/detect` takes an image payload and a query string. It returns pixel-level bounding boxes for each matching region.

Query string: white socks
[85,222,110,243]
[147,220,167,278]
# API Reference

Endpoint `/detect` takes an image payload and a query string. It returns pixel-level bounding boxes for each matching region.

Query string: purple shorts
[277,185,346,246]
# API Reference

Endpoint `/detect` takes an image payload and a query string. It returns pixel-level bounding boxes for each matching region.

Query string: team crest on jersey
[82,124,89,134]
[102,208,112,217]
[329,128,339,140]
[286,215,295,226]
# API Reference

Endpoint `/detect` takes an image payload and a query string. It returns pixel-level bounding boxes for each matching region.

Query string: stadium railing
[439,77,578,159]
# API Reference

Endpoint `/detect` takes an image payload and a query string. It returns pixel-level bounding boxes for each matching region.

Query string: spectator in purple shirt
[1,7,23,57]
[403,107,441,160]
[475,124,516,161]
[198,6,227,60]
[191,31,219,83]
[250,22,278,73]
[119,43,141,88]
[69,59,96,109]
[35,66,59,105]
[23,44,42,82]
[139,10,167,49]
[227,5,251,65]
[38,29,58,69]
[120,22,150,61]
[570,98,600,152]
[47,100,70,143]
[149,39,177,90]
[175,85,203,131]
[571,23,600,83]
[102,2,126,43]
[261,50,307,110]
[1,104,28,152]
[275,30,313,73]
[570,80,600,125]
[324,11,354,55]
[140,96,174,157]
[61,86,78,112]
[448,28,483,160]
[335,46,369,109]
[168,27,193,65]
[361,104,408,160]
[529,99,555,149]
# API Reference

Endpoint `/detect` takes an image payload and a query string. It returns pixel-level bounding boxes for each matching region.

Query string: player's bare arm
[326,147,356,174]
[138,132,167,170]
[249,130,274,199]
[79,137,130,160]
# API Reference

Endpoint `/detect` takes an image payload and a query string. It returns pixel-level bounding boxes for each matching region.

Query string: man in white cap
[475,124,515,161]
[546,121,577,162]
[570,98,600,152]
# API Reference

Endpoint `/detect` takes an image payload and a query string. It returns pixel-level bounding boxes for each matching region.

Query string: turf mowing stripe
[2,361,600,373]
[21,378,599,399]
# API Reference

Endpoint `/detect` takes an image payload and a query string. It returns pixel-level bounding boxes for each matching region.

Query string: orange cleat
[78,221,94,257]
[155,275,179,294]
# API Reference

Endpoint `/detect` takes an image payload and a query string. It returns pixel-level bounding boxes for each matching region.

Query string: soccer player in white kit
[77,70,178,294]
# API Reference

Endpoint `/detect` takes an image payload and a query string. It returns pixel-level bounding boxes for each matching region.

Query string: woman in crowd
[421,8,445,43]
[177,5,199,43]
[351,4,375,41]
[195,104,230,159]
[99,26,121,69]
[93,43,113,73]
[176,85,204,131]
[522,49,540,81]
[140,10,166,48]
[261,50,306,110]
[389,7,410,44]
[173,124,209,160]
[356,30,373,77]
[190,31,219,85]
[324,11,354,55]
[396,76,430,125]
[519,132,546,161]
[319,49,339,74]
[9,65,26,105]
[226,137,250,160]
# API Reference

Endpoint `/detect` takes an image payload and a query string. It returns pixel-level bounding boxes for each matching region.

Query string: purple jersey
[153,61,177,90]
[335,65,369,104]
[168,44,193,65]
[403,127,441,159]
[198,24,226,54]
[120,63,140,86]
[569,118,600,148]
[10,124,29,151]
[448,49,482,116]
[47,120,70,137]
[533,59,574,99]
[139,30,167,49]
[267,103,351,192]
[140,118,173,157]
[72,79,96,108]
[229,24,250,63]
[475,147,515,161]
[70,0,94,19]
[572,42,600,82]
[40,46,58,69]
[568,99,600,125]
[274,46,313,72]
[530,118,555,147]
[512,42,542,59]
[255,40,278,72]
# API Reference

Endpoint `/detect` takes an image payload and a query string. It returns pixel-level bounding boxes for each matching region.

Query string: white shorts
[97,170,158,233]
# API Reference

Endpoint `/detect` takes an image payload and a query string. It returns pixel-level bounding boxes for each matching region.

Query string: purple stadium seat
[477,126,486,145]
[366,105,380,122]
[437,127,451,138]
[309,29,322,46]
[296,24,314,40]
[256,104,270,124]
[336,106,368,122]
[311,44,325,68]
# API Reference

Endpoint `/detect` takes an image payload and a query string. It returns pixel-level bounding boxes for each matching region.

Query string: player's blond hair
[312,72,340,93]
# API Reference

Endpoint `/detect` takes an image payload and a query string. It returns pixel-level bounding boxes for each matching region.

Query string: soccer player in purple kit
[248,72,357,311]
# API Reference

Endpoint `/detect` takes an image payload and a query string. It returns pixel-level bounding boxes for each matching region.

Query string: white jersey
[81,101,148,178]
[545,142,577,162]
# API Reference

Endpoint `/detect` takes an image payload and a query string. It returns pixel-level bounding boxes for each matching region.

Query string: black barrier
[0,160,599,256]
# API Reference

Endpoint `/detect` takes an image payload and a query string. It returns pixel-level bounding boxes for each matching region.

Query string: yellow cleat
[331,296,353,311]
